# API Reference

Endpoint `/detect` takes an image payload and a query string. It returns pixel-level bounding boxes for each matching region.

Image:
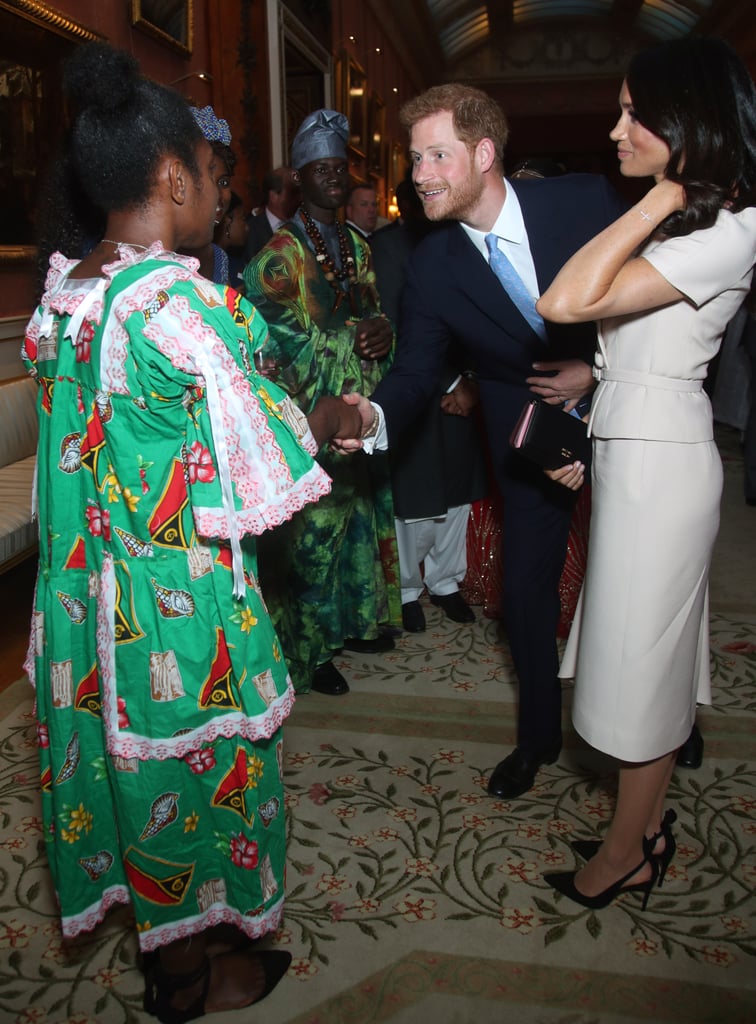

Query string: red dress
[461,485,591,638]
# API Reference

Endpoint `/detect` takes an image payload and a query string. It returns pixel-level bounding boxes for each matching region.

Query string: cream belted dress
[560,208,756,761]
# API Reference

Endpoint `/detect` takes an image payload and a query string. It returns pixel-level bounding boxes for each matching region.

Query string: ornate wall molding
[0,0,100,42]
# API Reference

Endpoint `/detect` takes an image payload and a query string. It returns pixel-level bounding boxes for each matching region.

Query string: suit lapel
[446,216,539,346]
[511,179,563,295]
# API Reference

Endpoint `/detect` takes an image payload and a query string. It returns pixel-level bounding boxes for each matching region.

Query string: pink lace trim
[194,463,331,538]
[105,685,296,762]
[60,885,132,939]
[138,898,285,953]
[60,889,284,950]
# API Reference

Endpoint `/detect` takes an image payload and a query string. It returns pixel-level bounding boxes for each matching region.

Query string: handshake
[307,392,379,453]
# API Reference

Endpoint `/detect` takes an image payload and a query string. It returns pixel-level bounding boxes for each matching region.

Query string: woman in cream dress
[535,37,756,910]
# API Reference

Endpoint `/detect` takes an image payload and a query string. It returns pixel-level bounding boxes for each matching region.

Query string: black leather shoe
[311,661,349,696]
[429,591,475,623]
[675,723,703,769]
[342,631,395,654]
[401,600,426,633]
[487,744,561,799]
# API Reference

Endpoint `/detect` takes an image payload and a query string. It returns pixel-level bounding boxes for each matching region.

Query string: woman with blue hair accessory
[184,105,237,283]
[25,42,365,1021]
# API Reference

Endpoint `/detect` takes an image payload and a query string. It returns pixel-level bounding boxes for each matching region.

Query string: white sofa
[0,376,38,572]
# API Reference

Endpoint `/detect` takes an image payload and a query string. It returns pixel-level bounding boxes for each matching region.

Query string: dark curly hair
[35,42,203,294]
[626,36,756,236]
[211,140,237,176]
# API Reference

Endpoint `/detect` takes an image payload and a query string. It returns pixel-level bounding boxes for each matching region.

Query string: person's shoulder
[412,220,457,252]
[689,206,756,257]
[513,172,609,196]
[514,172,627,219]
[370,220,404,255]
[372,220,401,239]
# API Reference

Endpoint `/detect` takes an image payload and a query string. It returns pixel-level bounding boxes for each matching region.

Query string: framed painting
[345,58,367,157]
[368,91,385,175]
[0,0,101,264]
[131,0,193,58]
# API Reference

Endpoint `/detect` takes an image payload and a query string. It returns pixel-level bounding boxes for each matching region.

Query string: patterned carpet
[1,431,754,1023]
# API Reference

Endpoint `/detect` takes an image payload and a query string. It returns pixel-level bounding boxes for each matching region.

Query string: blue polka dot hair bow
[191,105,232,145]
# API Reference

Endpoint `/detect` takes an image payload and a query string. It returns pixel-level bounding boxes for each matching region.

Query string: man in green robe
[243,109,400,696]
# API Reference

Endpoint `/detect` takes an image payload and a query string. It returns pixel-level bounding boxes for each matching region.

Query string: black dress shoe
[311,661,349,696]
[429,591,475,623]
[487,744,561,799]
[675,723,703,769]
[401,600,426,633]
[342,631,395,654]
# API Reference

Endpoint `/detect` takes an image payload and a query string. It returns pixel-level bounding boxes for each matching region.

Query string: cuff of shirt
[361,402,388,453]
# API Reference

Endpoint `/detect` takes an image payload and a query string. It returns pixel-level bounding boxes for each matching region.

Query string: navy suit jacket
[372,173,627,488]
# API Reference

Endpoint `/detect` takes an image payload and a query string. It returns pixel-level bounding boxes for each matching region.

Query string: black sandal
[142,952,211,1024]
[142,947,292,1022]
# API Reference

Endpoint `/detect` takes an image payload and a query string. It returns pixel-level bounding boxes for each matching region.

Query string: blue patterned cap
[291,109,348,169]
[191,105,232,145]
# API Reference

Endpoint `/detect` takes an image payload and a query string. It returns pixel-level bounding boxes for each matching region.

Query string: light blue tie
[485,233,547,341]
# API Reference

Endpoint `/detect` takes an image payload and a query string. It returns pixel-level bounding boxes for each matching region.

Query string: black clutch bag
[509,398,591,470]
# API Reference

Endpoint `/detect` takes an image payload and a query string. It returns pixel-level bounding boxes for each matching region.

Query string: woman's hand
[307,395,363,449]
[646,177,686,214]
[545,460,586,491]
[325,392,380,453]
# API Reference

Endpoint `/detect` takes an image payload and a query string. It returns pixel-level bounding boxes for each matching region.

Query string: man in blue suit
[351,84,627,799]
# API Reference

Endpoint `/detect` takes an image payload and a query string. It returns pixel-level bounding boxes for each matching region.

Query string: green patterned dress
[243,220,401,692]
[22,244,331,951]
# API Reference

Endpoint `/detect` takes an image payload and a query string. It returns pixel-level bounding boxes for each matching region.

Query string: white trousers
[395,504,470,604]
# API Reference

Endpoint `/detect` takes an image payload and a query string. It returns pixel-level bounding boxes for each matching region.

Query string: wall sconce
[169,71,214,86]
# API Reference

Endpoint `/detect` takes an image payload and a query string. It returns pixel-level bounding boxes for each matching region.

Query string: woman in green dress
[26,42,361,1022]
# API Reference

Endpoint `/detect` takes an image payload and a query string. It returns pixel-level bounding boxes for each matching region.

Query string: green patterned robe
[22,244,331,949]
[244,220,401,692]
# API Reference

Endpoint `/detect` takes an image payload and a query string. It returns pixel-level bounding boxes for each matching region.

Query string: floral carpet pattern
[1,605,755,1024]
[1,429,754,1024]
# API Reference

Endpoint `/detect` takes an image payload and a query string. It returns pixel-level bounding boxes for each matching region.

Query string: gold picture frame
[131,0,193,58]
[0,0,101,265]
[345,58,367,158]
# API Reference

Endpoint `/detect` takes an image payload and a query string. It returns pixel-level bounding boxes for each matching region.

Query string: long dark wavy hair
[35,42,204,296]
[626,36,756,236]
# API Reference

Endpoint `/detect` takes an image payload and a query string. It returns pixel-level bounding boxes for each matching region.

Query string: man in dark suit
[243,166,301,262]
[345,84,626,799]
[371,177,487,632]
[345,183,379,240]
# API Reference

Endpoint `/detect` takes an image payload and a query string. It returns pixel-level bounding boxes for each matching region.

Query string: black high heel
[142,948,292,1023]
[544,853,659,911]
[570,808,677,887]
[650,809,677,887]
[143,953,211,1023]
[570,836,603,861]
